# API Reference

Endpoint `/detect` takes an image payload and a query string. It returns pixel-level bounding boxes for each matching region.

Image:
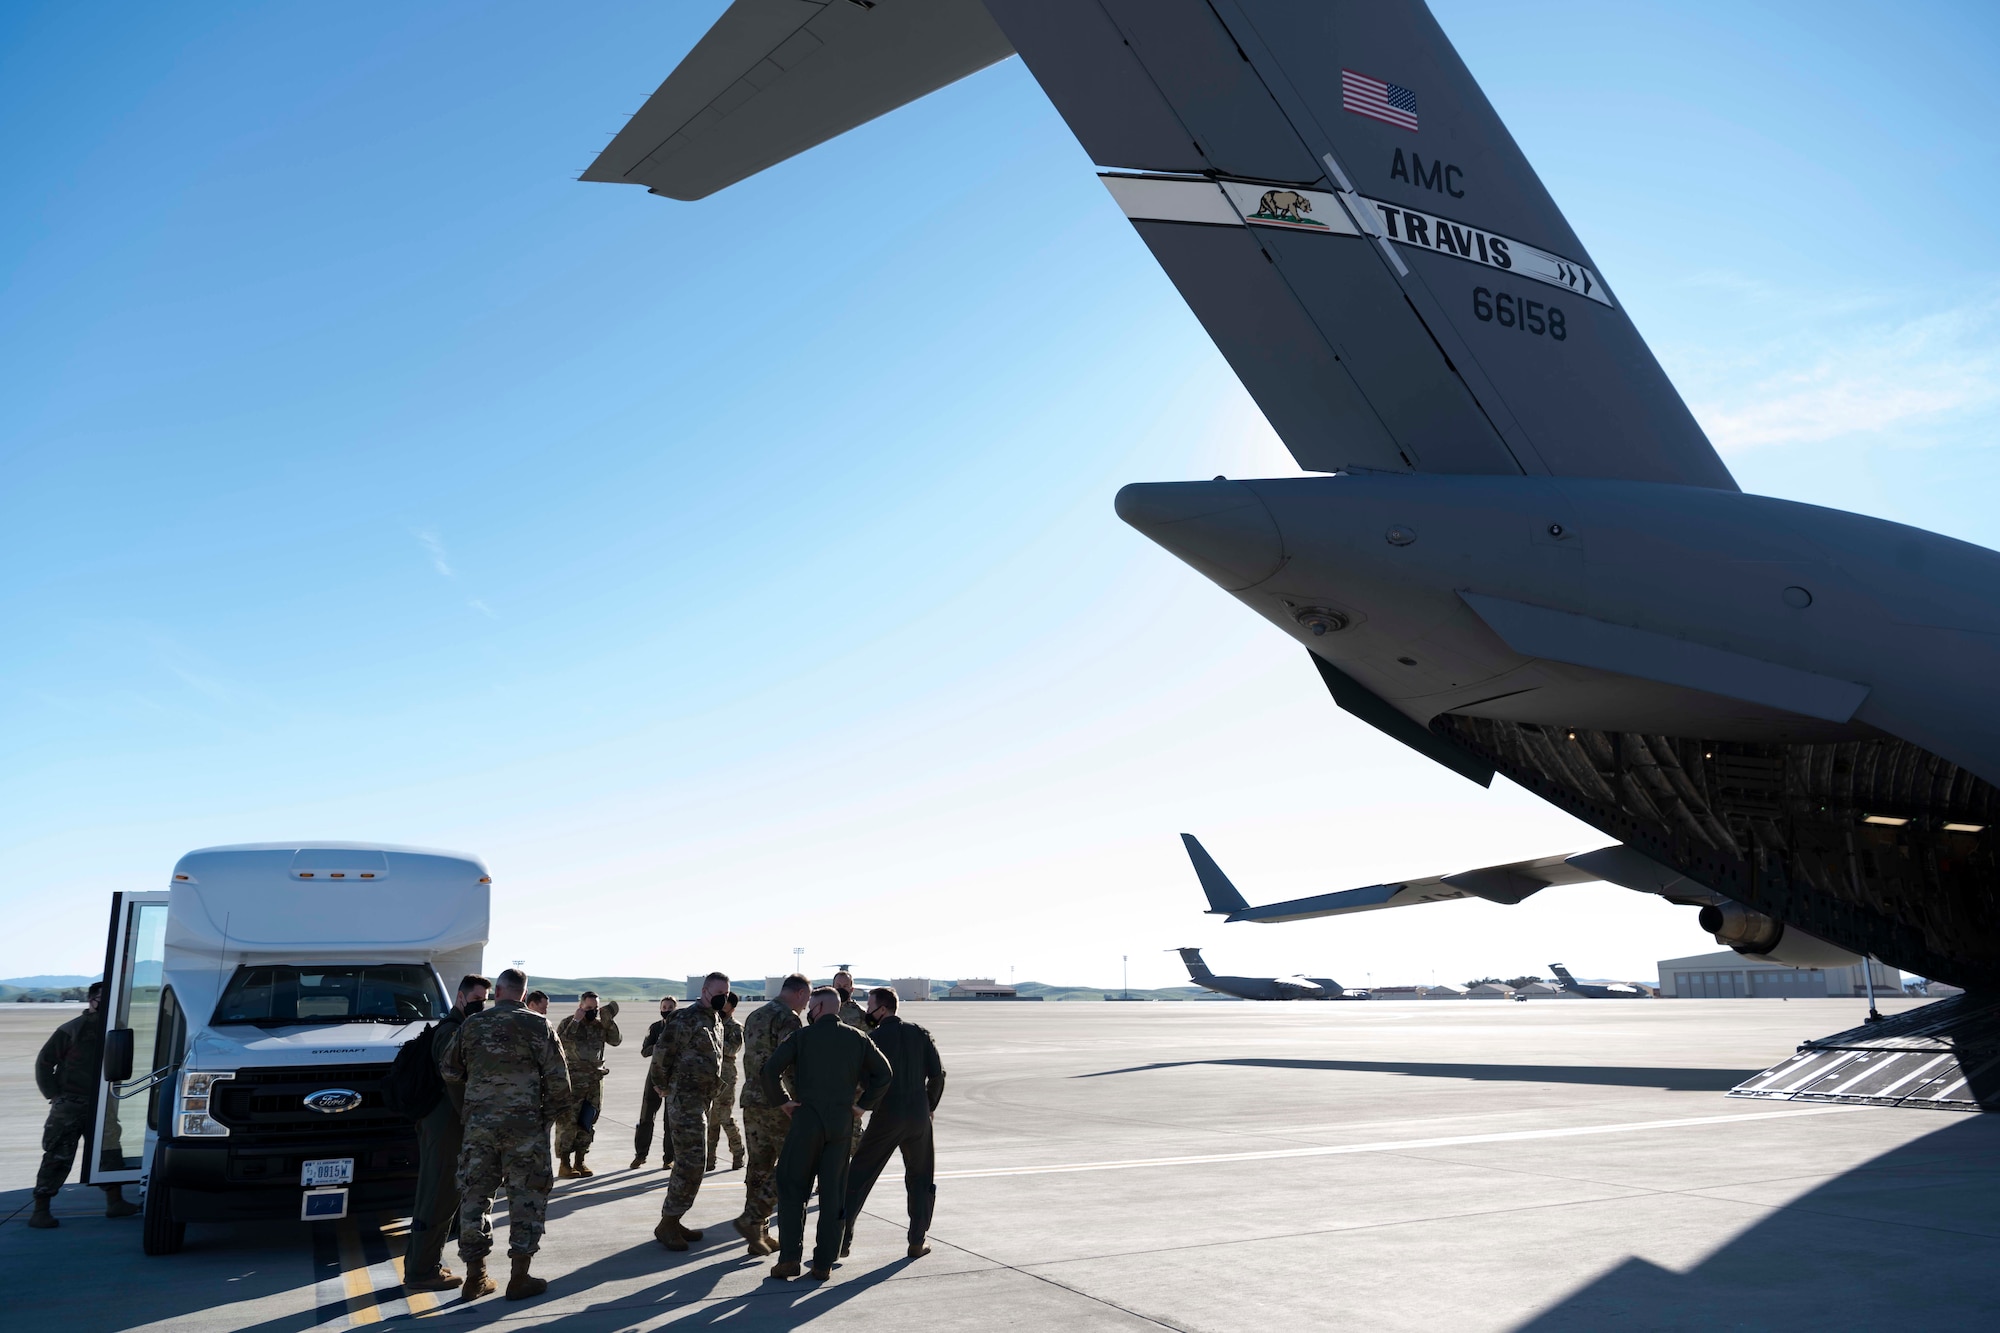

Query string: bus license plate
[302,1158,355,1187]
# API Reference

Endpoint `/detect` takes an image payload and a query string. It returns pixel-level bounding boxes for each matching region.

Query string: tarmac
[3,995,1996,1331]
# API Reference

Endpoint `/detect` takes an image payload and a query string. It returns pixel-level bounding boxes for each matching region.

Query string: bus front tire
[141,1145,186,1256]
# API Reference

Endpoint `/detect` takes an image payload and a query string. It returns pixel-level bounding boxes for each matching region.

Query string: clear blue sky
[4,2,1996,988]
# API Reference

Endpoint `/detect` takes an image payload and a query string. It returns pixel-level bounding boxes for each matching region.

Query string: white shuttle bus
[83,842,489,1254]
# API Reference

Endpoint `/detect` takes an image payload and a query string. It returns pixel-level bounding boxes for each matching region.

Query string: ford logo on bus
[303,1088,364,1114]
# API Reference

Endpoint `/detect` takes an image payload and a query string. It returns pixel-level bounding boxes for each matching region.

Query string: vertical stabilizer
[1182,834,1251,915]
[1176,947,1216,981]
[1549,963,1581,992]
[983,0,1736,488]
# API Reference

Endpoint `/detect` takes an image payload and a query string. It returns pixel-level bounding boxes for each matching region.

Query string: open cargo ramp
[1731,993,2000,1112]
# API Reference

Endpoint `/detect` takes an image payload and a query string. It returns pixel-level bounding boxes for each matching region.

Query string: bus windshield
[211,964,444,1026]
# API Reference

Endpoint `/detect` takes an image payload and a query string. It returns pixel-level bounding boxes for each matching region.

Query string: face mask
[463,998,486,1014]
[836,987,851,1001]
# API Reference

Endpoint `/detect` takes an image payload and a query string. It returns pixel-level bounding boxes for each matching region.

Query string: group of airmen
[409,966,946,1302]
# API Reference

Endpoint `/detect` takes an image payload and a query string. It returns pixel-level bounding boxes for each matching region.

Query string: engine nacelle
[1698,902,1864,969]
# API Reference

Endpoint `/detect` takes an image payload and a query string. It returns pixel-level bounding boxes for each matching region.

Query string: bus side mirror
[105,1028,135,1083]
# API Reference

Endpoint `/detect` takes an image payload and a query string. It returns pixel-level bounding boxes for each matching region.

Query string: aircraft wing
[584,0,1013,201]
[1202,849,1605,924]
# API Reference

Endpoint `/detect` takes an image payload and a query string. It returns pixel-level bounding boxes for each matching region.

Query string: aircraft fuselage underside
[1120,473,2000,990]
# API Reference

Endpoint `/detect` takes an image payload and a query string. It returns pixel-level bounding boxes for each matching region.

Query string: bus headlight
[178,1071,234,1137]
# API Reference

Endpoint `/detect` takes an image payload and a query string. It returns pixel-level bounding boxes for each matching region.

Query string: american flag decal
[1342,69,1418,132]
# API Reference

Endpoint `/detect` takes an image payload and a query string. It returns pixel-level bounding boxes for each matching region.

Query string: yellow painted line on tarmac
[336,1219,383,1324]
[380,1219,440,1317]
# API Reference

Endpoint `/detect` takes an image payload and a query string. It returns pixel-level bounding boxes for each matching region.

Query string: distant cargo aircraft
[1549,964,1649,1000]
[583,3,2000,1008]
[1174,948,1357,1001]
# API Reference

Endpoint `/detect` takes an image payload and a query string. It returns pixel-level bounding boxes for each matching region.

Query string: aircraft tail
[594,2,1732,487]
[1181,834,1250,915]
[1549,963,1581,992]
[984,0,1734,489]
[1176,948,1216,981]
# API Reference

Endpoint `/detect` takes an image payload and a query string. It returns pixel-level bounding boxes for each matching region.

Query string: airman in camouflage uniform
[554,993,620,1177]
[730,974,807,1255]
[651,972,728,1250]
[28,983,138,1229]
[440,970,572,1303]
[705,994,746,1171]
[631,996,677,1170]
[833,971,874,1034]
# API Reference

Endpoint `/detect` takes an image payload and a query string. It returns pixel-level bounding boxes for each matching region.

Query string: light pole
[794,947,804,981]
[1122,955,1129,1001]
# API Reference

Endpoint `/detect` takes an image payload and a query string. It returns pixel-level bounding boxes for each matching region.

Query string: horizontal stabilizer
[585,0,1013,200]
[1181,834,1250,915]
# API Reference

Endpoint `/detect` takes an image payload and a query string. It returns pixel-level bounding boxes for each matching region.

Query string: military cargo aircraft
[1549,964,1649,1000]
[1173,947,1357,1001]
[583,1,1999,1097]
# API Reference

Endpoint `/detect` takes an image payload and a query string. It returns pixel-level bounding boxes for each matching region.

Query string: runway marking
[310,1217,443,1326]
[336,1220,384,1323]
[885,1106,1864,1182]
[387,1221,442,1317]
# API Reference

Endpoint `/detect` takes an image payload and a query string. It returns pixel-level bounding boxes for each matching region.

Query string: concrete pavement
[3,997,1995,1330]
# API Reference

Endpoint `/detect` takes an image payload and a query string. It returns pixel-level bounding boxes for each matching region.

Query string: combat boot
[103,1185,139,1218]
[766,1260,800,1280]
[27,1197,57,1229]
[653,1216,689,1251]
[504,1253,548,1301]
[731,1152,744,1171]
[806,1264,832,1282]
[705,1152,716,1171]
[557,1152,577,1179]
[629,1154,645,1170]
[573,1152,593,1179]
[404,1265,459,1292]
[908,1242,932,1258]
[733,1215,770,1255]
[460,1257,496,1301]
